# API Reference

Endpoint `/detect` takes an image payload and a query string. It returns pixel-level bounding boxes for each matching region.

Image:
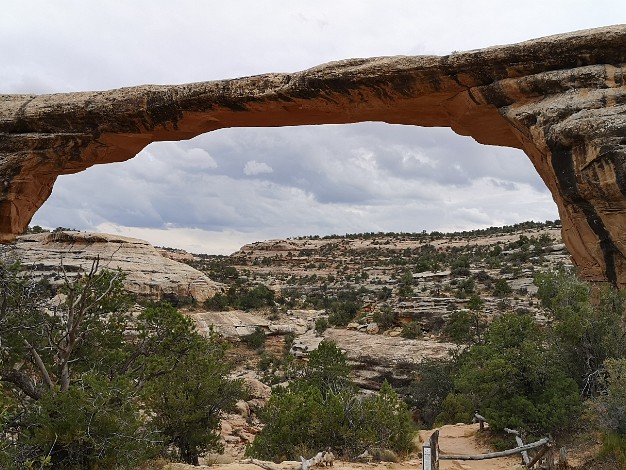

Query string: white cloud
[243,160,274,176]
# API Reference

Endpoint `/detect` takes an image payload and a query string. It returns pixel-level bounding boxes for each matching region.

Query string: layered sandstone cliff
[1,231,222,302]
[1,26,626,284]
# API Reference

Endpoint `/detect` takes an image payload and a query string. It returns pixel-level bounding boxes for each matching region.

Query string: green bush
[283,332,296,354]
[442,311,475,344]
[259,353,279,372]
[600,359,626,434]
[304,341,351,392]
[401,321,421,339]
[372,304,397,330]
[377,286,392,301]
[239,285,276,310]
[247,384,334,461]
[204,284,276,311]
[397,270,414,299]
[587,357,626,464]
[247,342,415,461]
[315,317,329,335]
[492,278,512,297]
[475,270,492,283]
[451,256,470,271]
[242,327,267,350]
[328,301,359,326]
[205,292,229,311]
[455,278,475,298]
[351,381,415,456]
[248,381,414,461]
[438,313,581,436]
[0,261,244,468]
[404,357,458,427]
[535,268,626,396]
[368,447,399,462]
[598,433,626,468]
[122,304,246,465]
[436,393,475,426]
[467,293,484,311]
[20,374,155,469]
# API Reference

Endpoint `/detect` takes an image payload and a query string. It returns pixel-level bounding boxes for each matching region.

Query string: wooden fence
[422,414,568,470]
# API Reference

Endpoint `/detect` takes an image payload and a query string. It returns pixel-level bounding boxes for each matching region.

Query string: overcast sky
[3,2,624,254]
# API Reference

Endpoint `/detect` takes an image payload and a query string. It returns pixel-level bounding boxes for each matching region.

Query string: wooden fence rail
[422,415,563,470]
[438,437,550,461]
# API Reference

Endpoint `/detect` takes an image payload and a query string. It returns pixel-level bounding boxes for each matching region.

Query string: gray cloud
[34,123,557,250]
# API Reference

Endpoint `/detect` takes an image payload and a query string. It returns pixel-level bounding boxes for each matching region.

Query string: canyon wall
[1,26,625,284]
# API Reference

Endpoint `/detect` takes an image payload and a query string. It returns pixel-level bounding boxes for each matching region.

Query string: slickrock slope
[1,231,222,301]
[2,26,626,285]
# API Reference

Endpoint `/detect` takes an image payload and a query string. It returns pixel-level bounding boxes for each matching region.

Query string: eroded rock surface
[191,309,314,339]
[1,231,222,301]
[2,26,626,284]
[294,328,456,390]
[191,308,456,391]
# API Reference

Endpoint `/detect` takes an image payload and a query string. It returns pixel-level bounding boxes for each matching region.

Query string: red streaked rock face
[2,25,626,284]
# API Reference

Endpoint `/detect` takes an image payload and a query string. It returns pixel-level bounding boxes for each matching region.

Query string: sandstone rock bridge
[1,26,626,285]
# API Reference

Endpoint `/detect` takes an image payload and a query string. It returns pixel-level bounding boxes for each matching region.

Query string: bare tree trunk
[59,354,70,392]
[24,338,54,391]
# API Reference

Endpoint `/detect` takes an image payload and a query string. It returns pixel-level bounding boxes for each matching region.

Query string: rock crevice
[2,25,626,284]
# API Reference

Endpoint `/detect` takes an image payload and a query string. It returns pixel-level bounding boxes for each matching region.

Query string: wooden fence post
[473,412,486,432]
[556,447,568,469]
[504,427,529,466]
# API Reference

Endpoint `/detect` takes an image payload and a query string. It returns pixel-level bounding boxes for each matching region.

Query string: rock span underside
[1,26,626,285]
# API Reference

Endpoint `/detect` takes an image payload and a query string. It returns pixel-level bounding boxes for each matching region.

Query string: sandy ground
[162,423,526,470]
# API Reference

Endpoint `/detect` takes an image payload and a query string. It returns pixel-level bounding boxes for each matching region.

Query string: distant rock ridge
[2,26,626,285]
[2,231,222,302]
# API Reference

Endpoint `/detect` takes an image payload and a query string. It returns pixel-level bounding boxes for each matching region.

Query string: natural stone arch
[1,25,626,285]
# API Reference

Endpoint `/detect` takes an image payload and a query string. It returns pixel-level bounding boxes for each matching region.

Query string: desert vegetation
[247,341,414,462]
[0,260,245,468]
[2,219,626,468]
[186,220,626,467]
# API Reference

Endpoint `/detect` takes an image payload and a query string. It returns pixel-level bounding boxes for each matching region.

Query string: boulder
[242,376,271,401]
